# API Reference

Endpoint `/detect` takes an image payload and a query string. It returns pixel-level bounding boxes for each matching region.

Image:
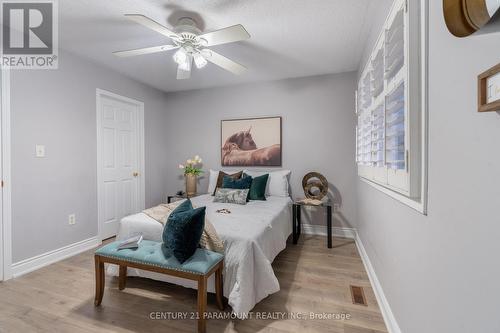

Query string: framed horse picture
[221,116,282,167]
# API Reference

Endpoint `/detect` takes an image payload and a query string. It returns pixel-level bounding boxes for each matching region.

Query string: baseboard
[11,236,101,278]
[301,224,402,333]
[301,223,357,239]
[355,232,402,333]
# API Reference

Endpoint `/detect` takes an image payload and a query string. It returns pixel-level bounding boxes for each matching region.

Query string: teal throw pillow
[162,199,205,264]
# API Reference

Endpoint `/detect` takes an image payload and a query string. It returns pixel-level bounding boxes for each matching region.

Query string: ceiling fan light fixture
[115,14,250,79]
[173,48,187,65]
[178,54,192,71]
[193,53,208,69]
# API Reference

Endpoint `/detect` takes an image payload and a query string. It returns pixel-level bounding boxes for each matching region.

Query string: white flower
[198,158,202,163]
[187,159,193,165]
[178,164,184,169]
[194,155,200,161]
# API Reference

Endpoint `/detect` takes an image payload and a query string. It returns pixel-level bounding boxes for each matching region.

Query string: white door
[97,90,144,240]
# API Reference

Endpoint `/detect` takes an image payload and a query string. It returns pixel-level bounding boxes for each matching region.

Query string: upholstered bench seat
[95,240,224,275]
[94,240,224,333]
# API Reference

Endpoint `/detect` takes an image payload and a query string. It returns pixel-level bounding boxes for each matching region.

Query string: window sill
[359,177,427,215]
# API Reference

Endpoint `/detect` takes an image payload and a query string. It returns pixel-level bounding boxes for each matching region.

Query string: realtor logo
[1,0,58,69]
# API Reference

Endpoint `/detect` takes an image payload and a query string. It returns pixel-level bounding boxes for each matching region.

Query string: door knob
[133,172,139,177]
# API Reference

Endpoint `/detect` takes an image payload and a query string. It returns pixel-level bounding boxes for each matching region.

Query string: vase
[185,173,197,197]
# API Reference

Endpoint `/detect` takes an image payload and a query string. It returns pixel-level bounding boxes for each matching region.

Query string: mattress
[107,194,292,317]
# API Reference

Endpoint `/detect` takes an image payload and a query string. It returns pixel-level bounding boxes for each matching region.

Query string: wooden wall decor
[444,0,500,37]
[302,172,328,200]
[478,63,500,112]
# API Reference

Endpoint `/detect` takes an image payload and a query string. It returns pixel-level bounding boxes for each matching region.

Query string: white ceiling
[59,0,378,93]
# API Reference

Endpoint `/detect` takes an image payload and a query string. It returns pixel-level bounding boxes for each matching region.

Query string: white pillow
[243,169,291,197]
[207,169,220,194]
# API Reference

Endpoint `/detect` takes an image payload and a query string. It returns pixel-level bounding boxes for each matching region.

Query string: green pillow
[162,199,205,264]
[222,174,252,189]
[244,173,269,201]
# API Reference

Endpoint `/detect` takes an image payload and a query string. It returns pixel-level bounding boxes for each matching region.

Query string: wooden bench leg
[119,265,127,290]
[94,256,105,306]
[215,262,224,311]
[197,276,207,333]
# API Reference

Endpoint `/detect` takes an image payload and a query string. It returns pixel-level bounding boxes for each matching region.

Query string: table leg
[297,205,302,240]
[197,276,207,333]
[215,262,224,311]
[119,265,127,290]
[327,205,332,248]
[94,256,104,306]
[292,204,297,244]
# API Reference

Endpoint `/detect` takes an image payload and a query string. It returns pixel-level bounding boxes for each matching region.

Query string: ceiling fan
[113,15,250,79]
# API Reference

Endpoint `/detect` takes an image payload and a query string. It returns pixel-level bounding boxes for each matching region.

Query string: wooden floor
[0,235,388,333]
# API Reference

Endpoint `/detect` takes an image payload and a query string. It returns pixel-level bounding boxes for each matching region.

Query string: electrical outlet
[68,214,76,225]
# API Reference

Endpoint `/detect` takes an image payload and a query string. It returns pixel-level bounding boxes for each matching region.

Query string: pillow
[243,173,269,201]
[211,170,243,195]
[222,174,253,189]
[213,188,249,205]
[243,169,291,197]
[207,169,220,194]
[162,199,206,263]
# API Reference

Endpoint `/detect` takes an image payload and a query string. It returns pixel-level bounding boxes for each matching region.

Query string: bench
[94,240,224,333]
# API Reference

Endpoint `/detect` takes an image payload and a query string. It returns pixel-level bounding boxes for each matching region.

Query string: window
[356,0,427,212]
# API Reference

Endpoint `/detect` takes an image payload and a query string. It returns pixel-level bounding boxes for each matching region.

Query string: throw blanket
[143,201,224,253]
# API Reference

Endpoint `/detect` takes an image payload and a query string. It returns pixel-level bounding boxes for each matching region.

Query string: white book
[117,234,143,250]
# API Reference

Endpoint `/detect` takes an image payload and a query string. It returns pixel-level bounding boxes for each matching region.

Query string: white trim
[302,225,402,333]
[1,68,12,280]
[355,232,402,333]
[419,0,429,216]
[358,0,428,215]
[11,236,100,278]
[301,223,357,239]
[96,89,145,241]
[360,177,425,214]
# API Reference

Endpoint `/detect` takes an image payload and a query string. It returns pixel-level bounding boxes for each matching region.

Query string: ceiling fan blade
[113,44,178,57]
[176,56,192,80]
[204,49,247,75]
[125,14,180,40]
[199,24,250,46]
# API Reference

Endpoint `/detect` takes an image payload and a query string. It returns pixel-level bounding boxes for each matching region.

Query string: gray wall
[356,1,500,333]
[162,72,357,229]
[11,50,170,262]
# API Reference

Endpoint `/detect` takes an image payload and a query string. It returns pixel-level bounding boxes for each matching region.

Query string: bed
[107,193,292,317]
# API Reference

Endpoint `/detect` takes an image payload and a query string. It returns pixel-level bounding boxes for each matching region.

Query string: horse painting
[221,117,282,166]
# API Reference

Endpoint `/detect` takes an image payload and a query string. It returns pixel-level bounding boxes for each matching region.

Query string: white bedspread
[108,194,292,316]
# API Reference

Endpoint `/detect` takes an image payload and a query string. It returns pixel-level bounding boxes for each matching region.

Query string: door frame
[96,88,145,241]
[1,68,12,281]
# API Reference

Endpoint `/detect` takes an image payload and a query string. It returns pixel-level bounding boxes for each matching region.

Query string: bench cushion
[95,240,223,275]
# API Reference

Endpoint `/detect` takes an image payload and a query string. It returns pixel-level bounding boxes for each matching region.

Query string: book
[117,234,143,250]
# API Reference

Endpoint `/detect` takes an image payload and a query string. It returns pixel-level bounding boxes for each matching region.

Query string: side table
[292,199,333,248]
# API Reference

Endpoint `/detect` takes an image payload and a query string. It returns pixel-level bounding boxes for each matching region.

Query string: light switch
[35,145,45,158]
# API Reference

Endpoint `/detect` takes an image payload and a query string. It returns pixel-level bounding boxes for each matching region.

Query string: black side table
[292,199,333,248]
